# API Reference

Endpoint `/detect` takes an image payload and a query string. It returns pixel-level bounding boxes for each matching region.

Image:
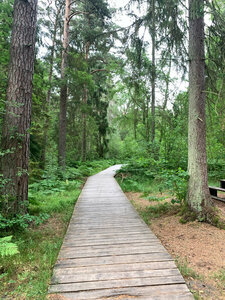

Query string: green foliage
[0,213,49,232]
[144,202,175,219]
[0,235,19,257]
[28,183,80,216]
[208,159,225,179]
[0,223,65,299]
[0,0,13,104]
[117,159,188,204]
[156,168,189,204]
[0,178,81,298]
[145,195,166,202]
[66,160,116,178]
[118,157,167,178]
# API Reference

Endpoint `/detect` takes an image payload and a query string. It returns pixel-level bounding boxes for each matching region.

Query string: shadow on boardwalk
[48,165,193,300]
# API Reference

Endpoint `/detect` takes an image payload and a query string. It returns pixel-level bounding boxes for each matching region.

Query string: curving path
[49,165,193,299]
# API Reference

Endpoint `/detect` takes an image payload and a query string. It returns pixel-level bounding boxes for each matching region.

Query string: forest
[0,0,225,299]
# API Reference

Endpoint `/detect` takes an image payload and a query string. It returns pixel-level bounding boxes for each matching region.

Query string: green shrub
[0,236,19,257]
[0,213,49,233]
[156,168,189,204]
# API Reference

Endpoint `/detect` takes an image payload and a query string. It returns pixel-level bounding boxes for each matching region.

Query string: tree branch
[91,69,108,74]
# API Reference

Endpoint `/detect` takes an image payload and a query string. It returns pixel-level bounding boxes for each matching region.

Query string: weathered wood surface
[49,165,193,299]
[220,179,225,189]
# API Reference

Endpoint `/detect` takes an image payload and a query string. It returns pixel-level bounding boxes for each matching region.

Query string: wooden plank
[66,225,148,231]
[64,234,156,241]
[53,261,177,275]
[61,241,161,250]
[63,234,156,241]
[54,292,194,300]
[58,245,166,259]
[209,185,225,192]
[49,275,185,293]
[62,239,159,247]
[66,228,152,235]
[52,268,181,284]
[64,232,156,240]
[50,285,192,300]
[55,253,173,268]
[212,195,225,203]
[220,179,225,188]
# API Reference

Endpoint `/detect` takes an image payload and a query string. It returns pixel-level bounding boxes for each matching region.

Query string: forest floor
[126,192,225,300]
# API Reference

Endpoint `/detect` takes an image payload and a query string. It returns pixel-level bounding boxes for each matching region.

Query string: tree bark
[151,0,156,146]
[133,104,137,140]
[146,97,150,144]
[187,0,213,214]
[82,36,90,162]
[0,0,38,215]
[162,54,172,110]
[82,84,88,162]
[58,0,71,169]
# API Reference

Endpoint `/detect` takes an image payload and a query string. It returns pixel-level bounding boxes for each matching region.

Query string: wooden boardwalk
[49,165,193,299]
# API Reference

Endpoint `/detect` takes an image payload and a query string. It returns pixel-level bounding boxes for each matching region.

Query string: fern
[0,235,19,257]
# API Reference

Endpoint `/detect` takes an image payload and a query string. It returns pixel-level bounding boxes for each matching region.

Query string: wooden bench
[220,179,225,189]
[209,185,225,203]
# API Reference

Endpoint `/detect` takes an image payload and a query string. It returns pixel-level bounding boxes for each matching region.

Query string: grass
[0,185,80,299]
[144,195,166,202]
[175,257,200,280]
[0,228,63,299]
[137,202,177,225]
[213,268,225,289]
[208,179,221,187]
[29,180,81,216]
[116,175,161,195]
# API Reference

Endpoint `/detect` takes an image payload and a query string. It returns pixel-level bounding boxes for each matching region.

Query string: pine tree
[0,0,38,215]
[58,0,71,169]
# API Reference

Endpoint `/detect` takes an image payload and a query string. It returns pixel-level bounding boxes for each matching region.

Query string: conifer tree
[0,0,38,215]
[58,0,71,169]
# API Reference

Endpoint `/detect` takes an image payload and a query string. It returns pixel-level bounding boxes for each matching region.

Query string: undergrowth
[116,159,186,224]
[0,186,79,299]
[0,159,113,299]
[137,202,177,225]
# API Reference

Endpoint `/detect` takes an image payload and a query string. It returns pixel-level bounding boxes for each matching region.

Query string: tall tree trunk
[82,40,90,162]
[188,0,213,214]
[41,7,60,169]
[133,105,137,140]
[82,84,88,162]
[162,54,172,110]
[159,55,171,146]
[0,0,38,215]
[151,0,156,145]
[146,97,150,144]
[58,0,71,169]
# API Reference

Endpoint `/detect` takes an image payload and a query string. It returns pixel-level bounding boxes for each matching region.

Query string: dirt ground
[126,192,225,300]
